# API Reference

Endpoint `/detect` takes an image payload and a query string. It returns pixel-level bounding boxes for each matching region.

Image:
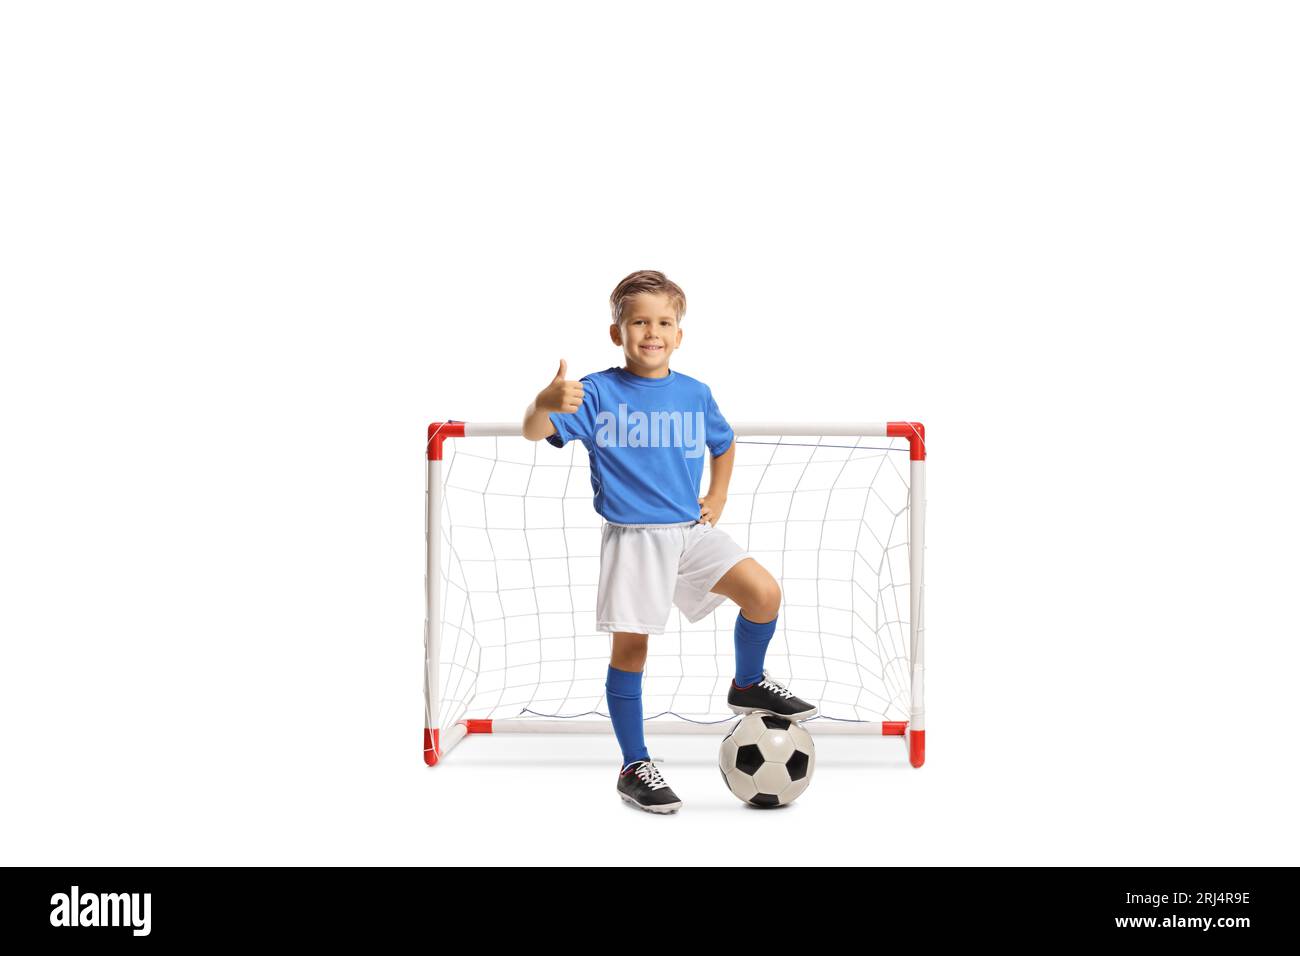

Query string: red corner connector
[424,727,441,766]
[427,421,466,461]
[909,729,925,768]
[463,719,493,735]
[887,421,926,461]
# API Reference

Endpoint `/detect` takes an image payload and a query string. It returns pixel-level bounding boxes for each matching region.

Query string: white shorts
[596,519,751,635]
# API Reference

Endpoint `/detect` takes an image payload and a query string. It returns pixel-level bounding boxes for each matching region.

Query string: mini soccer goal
[424,421,927,767]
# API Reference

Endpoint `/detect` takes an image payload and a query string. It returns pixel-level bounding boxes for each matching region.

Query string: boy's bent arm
[706,441,735,498]
[698,441,735,525]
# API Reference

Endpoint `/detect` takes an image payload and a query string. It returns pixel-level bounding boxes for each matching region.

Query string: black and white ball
[719,713,816,807]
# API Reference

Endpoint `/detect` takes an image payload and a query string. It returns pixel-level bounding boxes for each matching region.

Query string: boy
[521,270,817,814]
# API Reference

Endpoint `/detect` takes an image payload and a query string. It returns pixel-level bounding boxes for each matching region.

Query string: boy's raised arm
[523,359,584,441]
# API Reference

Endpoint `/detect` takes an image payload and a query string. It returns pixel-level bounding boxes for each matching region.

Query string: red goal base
[424,719,926,768]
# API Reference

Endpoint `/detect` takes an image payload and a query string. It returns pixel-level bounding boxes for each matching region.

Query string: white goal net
[424,421,926,767]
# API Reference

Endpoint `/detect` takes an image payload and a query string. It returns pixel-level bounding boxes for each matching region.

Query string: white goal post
[424,421,927,768]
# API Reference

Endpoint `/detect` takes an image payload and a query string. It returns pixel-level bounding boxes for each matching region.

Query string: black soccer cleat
[617,758,683,814]
[727,670,819,721]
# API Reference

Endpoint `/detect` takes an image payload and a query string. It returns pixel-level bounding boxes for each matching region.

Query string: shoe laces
[757,671,795,700]
[633,759,669,790]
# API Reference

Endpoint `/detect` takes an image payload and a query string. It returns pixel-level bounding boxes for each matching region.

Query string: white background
[2,1,1297,865]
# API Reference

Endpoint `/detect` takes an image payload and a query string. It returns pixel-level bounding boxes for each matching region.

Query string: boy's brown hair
[609,270,687,326]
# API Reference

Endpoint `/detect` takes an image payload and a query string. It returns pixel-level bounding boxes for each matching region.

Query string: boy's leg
[607,632,650,770]
[712,558,819,719]
[710,558,781,686]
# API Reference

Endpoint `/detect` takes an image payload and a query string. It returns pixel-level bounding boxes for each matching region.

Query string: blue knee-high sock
[734,611,777,687]
[606,665,651,770]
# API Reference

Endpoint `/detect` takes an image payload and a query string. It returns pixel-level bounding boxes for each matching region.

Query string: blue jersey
[547,366,735,525]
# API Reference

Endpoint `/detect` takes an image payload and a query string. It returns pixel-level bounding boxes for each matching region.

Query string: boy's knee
[610,632,649,670]
[753,579,781,619]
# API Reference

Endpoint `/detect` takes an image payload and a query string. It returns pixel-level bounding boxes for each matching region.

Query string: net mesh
[432,432,915,731]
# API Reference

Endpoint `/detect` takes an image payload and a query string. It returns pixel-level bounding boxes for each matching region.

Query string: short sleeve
[546,376,598,448]
[704,386,734,457]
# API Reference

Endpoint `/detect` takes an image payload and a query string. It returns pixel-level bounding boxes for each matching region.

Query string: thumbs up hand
[538,359,585,413]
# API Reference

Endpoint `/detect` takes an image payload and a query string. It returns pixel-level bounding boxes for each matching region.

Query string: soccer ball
[719,713,816,808]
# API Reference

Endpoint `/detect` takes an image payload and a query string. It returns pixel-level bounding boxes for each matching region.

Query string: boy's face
[610,292,683,377]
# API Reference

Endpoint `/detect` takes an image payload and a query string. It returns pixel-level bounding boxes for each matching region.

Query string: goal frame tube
[424,420,927,768]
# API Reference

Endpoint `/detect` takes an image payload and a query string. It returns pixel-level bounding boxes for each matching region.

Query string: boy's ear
[609,322,622,345]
